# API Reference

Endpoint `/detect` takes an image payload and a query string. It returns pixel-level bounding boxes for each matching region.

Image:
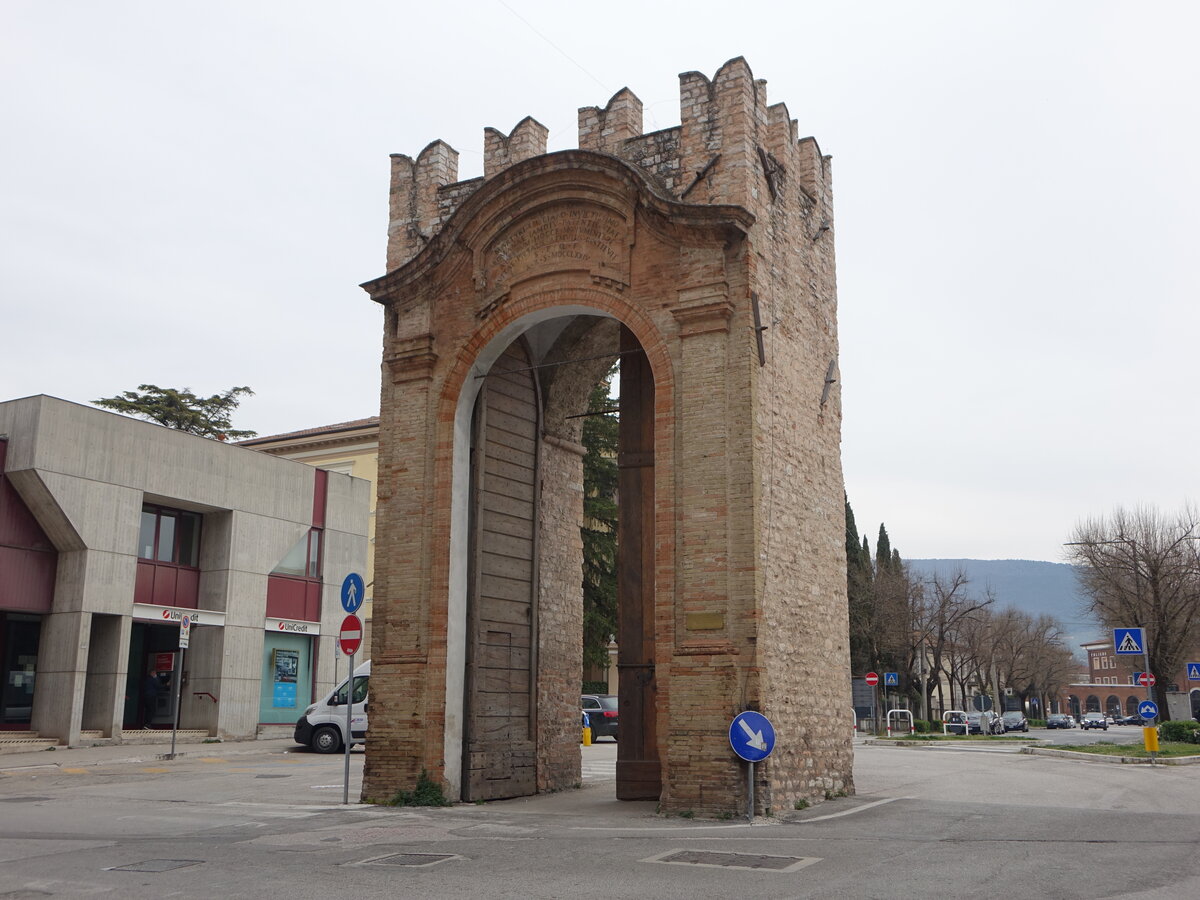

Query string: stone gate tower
[360,57,852,816]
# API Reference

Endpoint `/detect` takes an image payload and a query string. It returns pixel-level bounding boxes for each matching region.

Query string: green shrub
[581,681,608,695]
[1159,720,1200,744]
[912,719,932,734]
[1028,719,1046,728]
[388,770,451,807]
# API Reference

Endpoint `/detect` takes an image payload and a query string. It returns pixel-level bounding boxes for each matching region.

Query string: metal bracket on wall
[751,292,767,366]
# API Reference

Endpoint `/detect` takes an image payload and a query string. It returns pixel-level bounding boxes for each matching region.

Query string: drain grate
[643,849,820,873]
[355,852,459,868]
[0,797,50,803]
[107,859,204,873]
[255,774,291,779]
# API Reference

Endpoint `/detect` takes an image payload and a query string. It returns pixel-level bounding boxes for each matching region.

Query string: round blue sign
[729,711,776,762]
[340,573,365,614]
[1138,700,1159,721]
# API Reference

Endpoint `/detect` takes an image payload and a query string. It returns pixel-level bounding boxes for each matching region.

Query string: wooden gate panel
[464,340,540,802]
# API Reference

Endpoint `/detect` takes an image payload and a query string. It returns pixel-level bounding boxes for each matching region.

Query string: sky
[3,1,1198,564]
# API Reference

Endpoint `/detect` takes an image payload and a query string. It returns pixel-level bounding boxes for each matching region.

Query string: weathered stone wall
[363,57,850,815]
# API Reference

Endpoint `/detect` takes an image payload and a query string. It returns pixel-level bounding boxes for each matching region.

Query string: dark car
[1001,711,1029,733]
[581,694,618,740]
[1115,713,1144,726]
[967,711,1005,735]
[1081,712,1109,730]
[1046,713,1075,729]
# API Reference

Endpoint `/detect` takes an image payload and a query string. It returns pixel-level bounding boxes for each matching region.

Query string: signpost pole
[168,648,184,760]
[166,614,190,761]
[343,649,355,804]
[747,761,754,822]
[338,573,366,805]
[1142,631,1156,766]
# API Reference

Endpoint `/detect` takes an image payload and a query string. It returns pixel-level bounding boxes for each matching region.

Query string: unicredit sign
[265,617,320,635]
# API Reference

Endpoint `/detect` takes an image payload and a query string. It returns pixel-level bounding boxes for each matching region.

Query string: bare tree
[1066,504,1200,719]
[908,570,993,720]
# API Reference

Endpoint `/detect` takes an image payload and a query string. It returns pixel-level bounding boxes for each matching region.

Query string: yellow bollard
[582,726,592,746]
[1143,726,1159,753]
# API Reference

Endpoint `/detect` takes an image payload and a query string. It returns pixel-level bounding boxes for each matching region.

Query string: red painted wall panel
[266,575,320,621]
[0,546,55,612]
[1,439,57,612]
[136,560,198,610]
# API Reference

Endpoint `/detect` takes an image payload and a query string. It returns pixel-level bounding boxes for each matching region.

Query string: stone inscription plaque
[482,206,628,295]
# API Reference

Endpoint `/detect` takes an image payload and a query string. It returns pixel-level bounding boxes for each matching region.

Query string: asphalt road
[0,731,1196,899]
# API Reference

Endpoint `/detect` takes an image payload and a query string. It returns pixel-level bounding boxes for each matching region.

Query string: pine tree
[581,378,619,673]
[93,385,256,440]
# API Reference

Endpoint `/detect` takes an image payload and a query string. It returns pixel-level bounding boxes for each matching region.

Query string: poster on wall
[271,648,299,708]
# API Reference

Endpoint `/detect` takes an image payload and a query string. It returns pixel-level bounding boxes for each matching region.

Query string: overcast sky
[4,2,1197,563]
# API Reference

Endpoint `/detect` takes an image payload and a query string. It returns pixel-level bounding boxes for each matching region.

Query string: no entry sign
[338,614,363,656]
[864,672,879,687]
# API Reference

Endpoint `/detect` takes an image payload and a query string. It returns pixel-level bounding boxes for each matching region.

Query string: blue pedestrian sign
[1138,700,1159,721]
[1114,627,1144,655]
[729,711,776,762]
[340,573,365,614]
[884,672,899,686]
[1188,663,1200,682]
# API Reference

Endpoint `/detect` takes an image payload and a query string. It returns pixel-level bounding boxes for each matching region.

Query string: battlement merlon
[383,58,834,272]
[578,88,643,153]
[387,140,459,272]
[484,116,549,178]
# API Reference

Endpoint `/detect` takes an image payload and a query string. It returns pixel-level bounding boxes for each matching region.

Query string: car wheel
[312,725,342,754]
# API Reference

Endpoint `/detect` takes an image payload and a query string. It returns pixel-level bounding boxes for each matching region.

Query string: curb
[1021,747,1200,766]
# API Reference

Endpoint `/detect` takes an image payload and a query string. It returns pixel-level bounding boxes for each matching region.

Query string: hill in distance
[906,559,1099,654]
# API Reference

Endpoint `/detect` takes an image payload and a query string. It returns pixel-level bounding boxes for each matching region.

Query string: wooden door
[463,340,540,801]
[615,325,660,799]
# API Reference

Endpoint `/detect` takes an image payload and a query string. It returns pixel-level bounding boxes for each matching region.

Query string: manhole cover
[107,859,204,873]
[355,852,459,868]
[643,849,820,872]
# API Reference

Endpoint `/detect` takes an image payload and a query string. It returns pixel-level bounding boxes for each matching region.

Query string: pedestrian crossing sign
[1114,628,1144,655]
[1188,662,1200,681]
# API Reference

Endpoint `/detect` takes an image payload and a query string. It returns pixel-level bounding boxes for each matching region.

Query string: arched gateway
[360,58,852,815]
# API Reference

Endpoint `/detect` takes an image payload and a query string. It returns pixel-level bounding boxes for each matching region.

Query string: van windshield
[332,675,369,705]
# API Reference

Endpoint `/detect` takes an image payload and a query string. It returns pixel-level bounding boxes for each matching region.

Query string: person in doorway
[141,666,161,728]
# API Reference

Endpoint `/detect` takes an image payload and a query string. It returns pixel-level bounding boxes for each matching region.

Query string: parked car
[1001,711,1029,733]
[1115,713,1144,726]
[1081,712,1109,730]
[1046,713,1075,729]
[967,711,1005,735]
[581,694,619,740]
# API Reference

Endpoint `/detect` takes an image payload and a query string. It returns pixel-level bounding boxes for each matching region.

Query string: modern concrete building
[238,417,379,650]
[0,395,369,745]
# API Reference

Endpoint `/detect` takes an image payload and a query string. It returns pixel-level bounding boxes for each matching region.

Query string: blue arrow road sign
[884,672,899,686]
[1138,700,1159,720]
[340,573,365,614]
[1188,663,1200,681]
[1114,627,1144,655]
[729,711,776,762]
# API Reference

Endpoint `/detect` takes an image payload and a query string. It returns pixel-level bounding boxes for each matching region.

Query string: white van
[293,660,370,753]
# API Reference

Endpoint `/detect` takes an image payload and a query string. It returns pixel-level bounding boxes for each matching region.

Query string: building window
[139,505,201,567]
[272,528,322,579]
